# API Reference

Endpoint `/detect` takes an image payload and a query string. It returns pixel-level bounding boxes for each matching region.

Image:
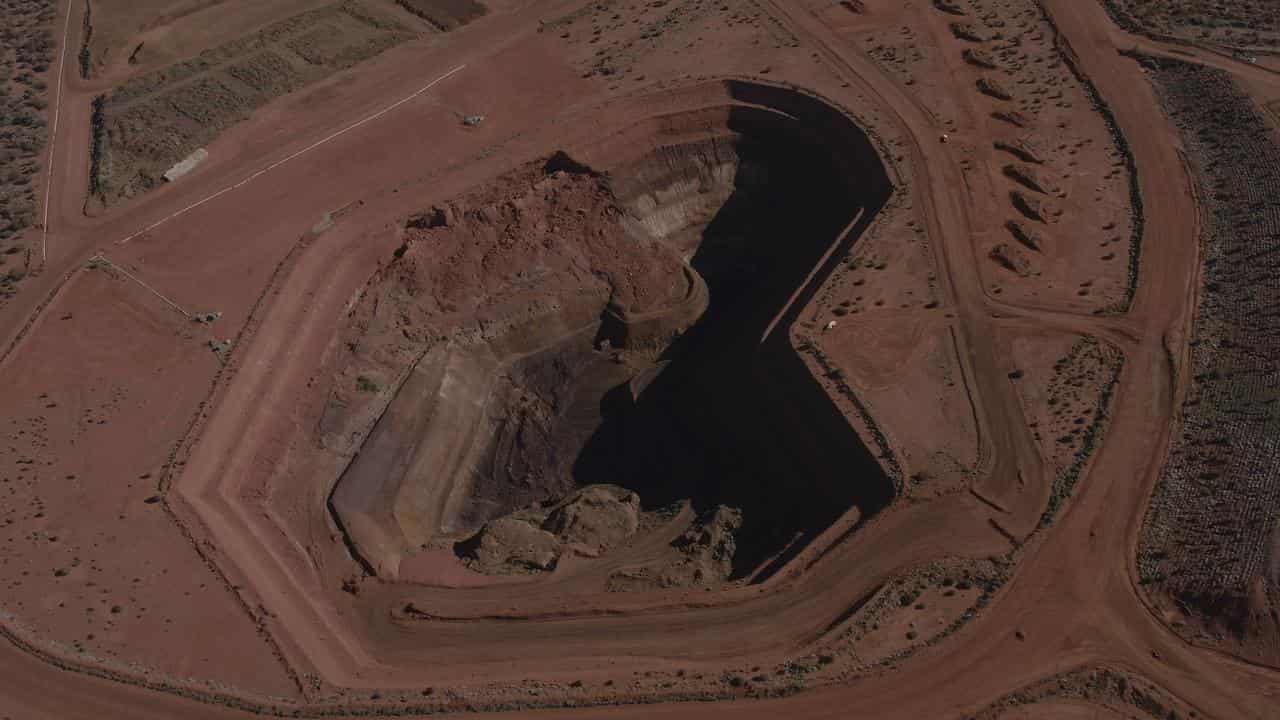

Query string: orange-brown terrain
[0,0,1279,718]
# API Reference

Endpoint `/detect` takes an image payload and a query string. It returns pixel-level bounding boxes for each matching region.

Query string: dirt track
[1,0,1278,717]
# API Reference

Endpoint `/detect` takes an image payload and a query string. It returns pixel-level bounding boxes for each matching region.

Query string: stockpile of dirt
[377,161,688,345]
[460,485,640,574]
[957,0,1139,314]
[607,505,743,589]
[452,341,637,530]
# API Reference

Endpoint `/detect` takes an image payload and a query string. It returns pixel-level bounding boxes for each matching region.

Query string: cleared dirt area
[0,0,1278,717]
[0,264,296,695]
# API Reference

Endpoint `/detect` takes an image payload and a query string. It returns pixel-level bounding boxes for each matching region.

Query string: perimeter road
[116,64,468,245]
[41,0,75,265]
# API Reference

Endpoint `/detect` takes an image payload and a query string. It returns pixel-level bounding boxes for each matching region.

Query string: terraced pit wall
[331,80,898,582]
[590,83,897,578]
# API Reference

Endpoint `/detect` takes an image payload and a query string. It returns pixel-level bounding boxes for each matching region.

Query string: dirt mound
[993,109,1034,128]
[1011,190,1057,223]
[1150,577,1280,667]
[543,485,641,553]
[963,48,999,70]
[377,162,688,334]
[1003,164,1053,196]
[989,242,1035,276]
[607,505,744,590]
[951,23,988,42]
[460,485,641,574]
[329,160,693,576]
[1006,220,1044,251]
[464,513,561,574]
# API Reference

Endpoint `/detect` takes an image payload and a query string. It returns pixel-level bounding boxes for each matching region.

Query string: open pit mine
[0,1,1277,718]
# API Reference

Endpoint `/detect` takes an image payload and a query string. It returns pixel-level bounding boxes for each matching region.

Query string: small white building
[162,148,209,183]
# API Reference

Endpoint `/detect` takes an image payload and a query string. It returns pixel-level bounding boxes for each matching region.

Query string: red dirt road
[1,0,1278,717]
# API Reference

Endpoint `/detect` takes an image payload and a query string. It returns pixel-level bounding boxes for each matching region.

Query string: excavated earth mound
[330,81,895,588]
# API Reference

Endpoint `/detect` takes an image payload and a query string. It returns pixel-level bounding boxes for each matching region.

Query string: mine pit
[331,83,895,588]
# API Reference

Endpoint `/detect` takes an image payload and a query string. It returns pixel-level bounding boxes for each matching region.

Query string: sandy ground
[0,0,1277,717]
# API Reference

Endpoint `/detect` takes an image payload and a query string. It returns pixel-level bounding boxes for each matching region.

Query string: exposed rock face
[467,514,561,573]
[543,486,641,553]
[993,109,1033,128]
[673,505,743,579]
[989,243,1036,277]
[951,22,988,42]
[330,83,897,589]
[607,505,745,590]
[461,485,643,574]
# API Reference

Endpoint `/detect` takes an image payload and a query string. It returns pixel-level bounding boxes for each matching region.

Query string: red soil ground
[0,0,1278,718]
